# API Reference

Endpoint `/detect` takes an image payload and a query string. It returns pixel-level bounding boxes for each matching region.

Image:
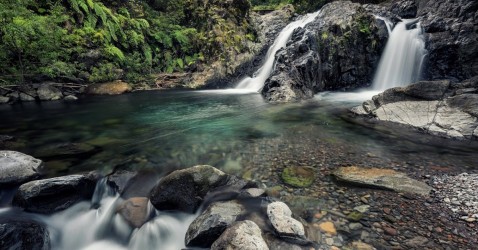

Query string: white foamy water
[235,10,321,92]
[372,18,427,90]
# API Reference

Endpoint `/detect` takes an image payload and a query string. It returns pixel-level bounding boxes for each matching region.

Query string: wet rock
[333,166,432,196]
[19,92,36,101]
[263,233,306,250]
[116,197,153,228]
[280,166,316,188]
[405,236,429,247]
[86,80,132,95]
[238,188,266,199]
[109,170,159,199]
[37,83,63,101]
[150,165,230,213]
[383,226,398,236]
[107,170,137,194]
[267,201,305,239]
[64,95,78,101]
[0,151,42,187]
[33,142,98,160]
[0,96,10,104]
[347,211,364,222]
[0,219,50,250]
[186,200,245,248]
[211,220,269,250]
[390,0,417,18]
[348,241,374,250]
[318,221,337,236]
[13,173,98,213]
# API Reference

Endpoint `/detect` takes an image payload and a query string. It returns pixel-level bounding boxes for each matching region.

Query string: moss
[281,166,316,188]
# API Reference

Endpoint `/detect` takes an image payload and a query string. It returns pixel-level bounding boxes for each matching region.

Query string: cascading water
[235,10,321,92]
[372,18,427,90]
[14,179,197,250]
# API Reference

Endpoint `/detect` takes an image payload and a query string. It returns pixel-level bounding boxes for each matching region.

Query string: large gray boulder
[13,173,98,214]
[186,200,245,248]
[37,83,63,101]
[0,151,42,187]
[211,220,269,250]
[353,79,478,140]
[0,219,50,250]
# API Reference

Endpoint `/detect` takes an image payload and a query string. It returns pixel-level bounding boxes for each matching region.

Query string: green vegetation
[0,0,254,85]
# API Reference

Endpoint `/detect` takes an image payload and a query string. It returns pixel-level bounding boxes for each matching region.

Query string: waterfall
[235,10,321,92]
[372,18,427,91]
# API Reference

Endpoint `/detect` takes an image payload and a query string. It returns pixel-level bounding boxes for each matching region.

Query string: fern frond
[79,1,89,13]
[68,0,80,13]
[104,44,125,62]
[86,0,94,9]
[93,3,107,25]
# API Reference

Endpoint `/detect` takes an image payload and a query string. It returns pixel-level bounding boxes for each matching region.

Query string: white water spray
[372,18,426,90]
[235,10,321,92]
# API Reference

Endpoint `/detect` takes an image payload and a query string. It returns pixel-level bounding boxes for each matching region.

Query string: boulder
[267,201,305,239]
[63,95,78,101]
[86,80,132,95]
[211,220,269,250]
[0,151,42,187]
[333,166,432,196]
[0,96,10,104]
[13,173,98,213]
[116,197,153,228]
[19,93,36,102]
[37,83,63,101]
[150,165,229,213]
[390,0,417,18]
[0,219,50,250]
[186,200,245,248]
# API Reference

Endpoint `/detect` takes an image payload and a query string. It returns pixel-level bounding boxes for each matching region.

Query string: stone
[0,219,50,250]
[13,173,98,213]
[0,96,9,104]
[390,0,417,18]
[150,165,229,213]
[0,151,42,187]
[349,223,363,230]
[383,226,398,236]
[405,236,429,247]
[280,166,316,188]
[354,205,370,213]
[333,166,432,196]
[64,95,78,101]
[186,200,245,248]
[238,188,266,199]
[349,241,375,250]
[347,211,364,222]
[318,221,337,236]
[37,83,63,101]
[86,80,132,95]
[19,92,35,101]
[211,220,269,250]
[267,201,305,239]
[116,197,153,228]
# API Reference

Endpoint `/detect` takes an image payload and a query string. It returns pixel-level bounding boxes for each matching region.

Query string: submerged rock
[33,142,98,160]
[211,220,269,250]
[0,151,42,187]
[186,200,245,248]
[13,173,98,213]
[0,219,50,250]
[267,201,305,239]
[150,165,229,213]
[333,166,432,196]
[86,80,132,95]
[281,166,316,188]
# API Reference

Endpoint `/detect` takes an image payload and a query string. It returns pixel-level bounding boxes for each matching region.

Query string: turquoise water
[1,90,477,176]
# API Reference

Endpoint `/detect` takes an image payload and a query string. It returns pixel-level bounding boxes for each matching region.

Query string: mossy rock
[347,211,364,222]
[281,166,316,188]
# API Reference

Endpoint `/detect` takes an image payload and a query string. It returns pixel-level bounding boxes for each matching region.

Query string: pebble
[318,221,337,235]
[325,238,334,245]
[383,226,398,236]
[354,205,370,213]
[349,223,363,230]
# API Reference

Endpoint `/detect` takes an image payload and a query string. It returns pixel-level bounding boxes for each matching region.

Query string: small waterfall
[372,18,427,91]
[235,10,321,92]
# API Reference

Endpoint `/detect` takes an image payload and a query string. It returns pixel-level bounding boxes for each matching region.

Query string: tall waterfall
[372,18,426,91]
[235,11,321,92]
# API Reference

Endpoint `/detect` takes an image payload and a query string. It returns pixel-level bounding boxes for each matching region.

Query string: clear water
[1,90,477,178]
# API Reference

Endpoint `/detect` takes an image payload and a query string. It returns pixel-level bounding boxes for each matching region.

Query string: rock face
[418,0,478,81]
[186,200,245,248]
[353,78,478,140]
[262,1,387,102]
[267,201,305,239]
[13,173,98,213]
[86,80,132,95]
[0,219,50,250]
[333,166,432,196]
[0,151,42,187]
[211,220,269,250]
[150,165,229,213]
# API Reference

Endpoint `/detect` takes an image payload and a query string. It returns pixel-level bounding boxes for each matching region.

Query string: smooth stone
[86,80,132,95]
[333,166,432,196]
[267,201,305,239]
[13,173,98,214]
[116,197,153,228]
[354,205,370,213]
[405,236,429,247]
[0,151,42,187]
[349,241,374,250]
[211,220,269,250]
[186,200,245,248]
[318,221,337,236]
[349,223,363,230]
[64,95,78,101]
[281,166,316,188]
[383,226,398,236]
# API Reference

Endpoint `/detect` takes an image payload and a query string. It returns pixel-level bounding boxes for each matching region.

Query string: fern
[93,3,107,25]
[136,19,150,29]
[86,0,94,9]
[79,1,89,13]
[104,44,125,62]
[68,0,80,13]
